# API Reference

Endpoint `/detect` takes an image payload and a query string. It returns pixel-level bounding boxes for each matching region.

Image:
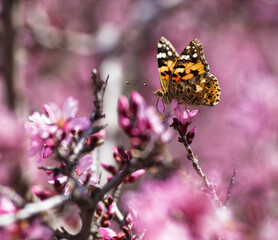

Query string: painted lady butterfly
[154,37,221,106]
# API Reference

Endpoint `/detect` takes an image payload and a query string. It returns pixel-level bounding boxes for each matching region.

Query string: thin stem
[224,169,236,206]
[177,127,222,207]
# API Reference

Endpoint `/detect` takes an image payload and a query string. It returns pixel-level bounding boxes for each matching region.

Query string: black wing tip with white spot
[157,37,179,60]
[159,36,167,42]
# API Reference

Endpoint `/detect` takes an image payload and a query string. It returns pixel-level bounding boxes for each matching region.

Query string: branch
[70,70,108,164]
[75,140,160,240]
[0,194,71,227]
[177,127,222,207]
[224,169,236,206]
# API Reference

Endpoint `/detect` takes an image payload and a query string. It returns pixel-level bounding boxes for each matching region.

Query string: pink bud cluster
[118,91,163,148]
[101,146,145,183]
[98,202,137,240]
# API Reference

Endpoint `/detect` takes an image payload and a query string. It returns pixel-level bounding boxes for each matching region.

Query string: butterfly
[154,37,221,106]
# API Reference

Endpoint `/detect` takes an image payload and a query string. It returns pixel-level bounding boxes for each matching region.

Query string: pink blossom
[25,97,90,162]
[76,154,93,174]
[170,101,199,136]
[99,227,117,239]
[118,91,164,148]
[75,154,97,185]
[46,154,96,193]
[172,101,199,126]
[47,169,68,186]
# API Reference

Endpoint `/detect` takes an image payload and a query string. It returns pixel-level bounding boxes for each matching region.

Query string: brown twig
[176,126,222,207]
[224,169,236,206]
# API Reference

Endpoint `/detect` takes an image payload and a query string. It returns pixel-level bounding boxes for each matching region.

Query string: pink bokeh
[1,0,278,238]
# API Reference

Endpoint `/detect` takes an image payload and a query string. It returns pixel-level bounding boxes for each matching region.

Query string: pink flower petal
[146,107,164,135]
[99,227,117,239]
[190,109,200,118]
[27,137,44,157]
[42,103,61,123]
[126,169,146,182]
[130,91,145,117]
[0,197,16,214]
[179,110,190,125]
[38,148,44,163]
[118,96,129,115]
[108,202,116,216]
[76,155,93,173]
[119,117,130,129]
[43,146,53,158]
[62,97,79,120]
[66,117,90,132]
[48,173,67,184]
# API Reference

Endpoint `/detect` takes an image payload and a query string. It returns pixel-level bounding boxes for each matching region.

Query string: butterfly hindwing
[168,39,221,106]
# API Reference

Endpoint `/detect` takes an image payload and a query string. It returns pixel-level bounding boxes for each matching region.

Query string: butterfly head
[154,88,171,104]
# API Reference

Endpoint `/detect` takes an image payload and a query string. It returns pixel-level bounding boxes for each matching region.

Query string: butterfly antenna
[143,83,156,92]
[126,81,146,89]
[126,81,156,92]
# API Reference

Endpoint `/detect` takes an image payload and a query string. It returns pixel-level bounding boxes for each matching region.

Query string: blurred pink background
[1,0,278,238]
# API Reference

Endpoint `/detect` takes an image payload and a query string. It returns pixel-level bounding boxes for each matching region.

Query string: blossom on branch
[171,101,199,136]
[118,91,164,148]
[25,97,90,162]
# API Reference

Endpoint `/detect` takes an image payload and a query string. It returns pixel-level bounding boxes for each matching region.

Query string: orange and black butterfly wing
[168,39,221,106]
[155,37,179,101]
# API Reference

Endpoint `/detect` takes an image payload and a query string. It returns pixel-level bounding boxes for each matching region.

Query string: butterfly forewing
[157,37,179,91]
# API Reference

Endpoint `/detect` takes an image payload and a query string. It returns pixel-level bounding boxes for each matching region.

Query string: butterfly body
[155,37,221,106]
